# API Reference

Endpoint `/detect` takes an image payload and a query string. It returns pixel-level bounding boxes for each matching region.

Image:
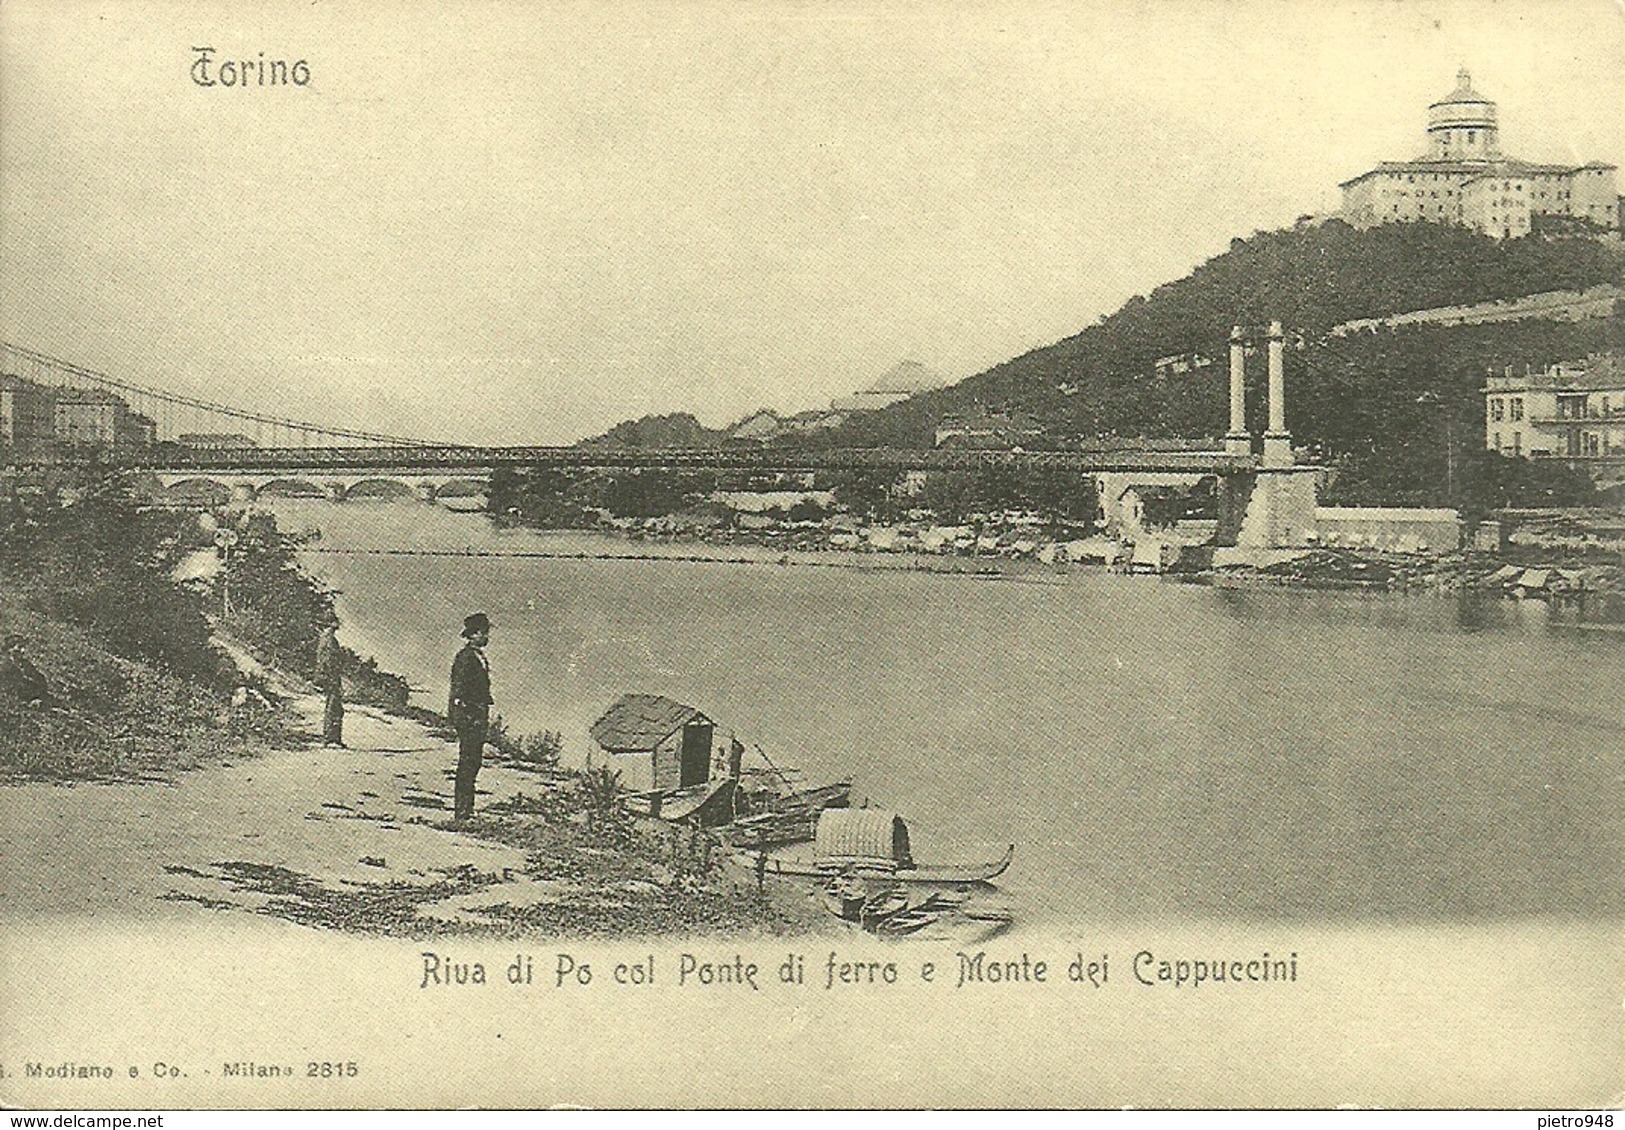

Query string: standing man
[448,612,494,824]
[314,623,346,748]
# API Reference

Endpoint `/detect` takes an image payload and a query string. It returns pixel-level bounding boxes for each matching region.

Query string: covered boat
[815,808,912,871]
[751,809,1013,884]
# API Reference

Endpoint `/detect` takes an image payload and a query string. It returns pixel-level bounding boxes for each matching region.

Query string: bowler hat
[462,612,492,638]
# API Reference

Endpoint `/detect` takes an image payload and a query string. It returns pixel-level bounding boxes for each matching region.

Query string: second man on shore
[447,612,494,824]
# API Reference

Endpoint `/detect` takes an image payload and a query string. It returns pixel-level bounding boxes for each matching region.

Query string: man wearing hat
[447,613,494,823]
[313,622,346,749]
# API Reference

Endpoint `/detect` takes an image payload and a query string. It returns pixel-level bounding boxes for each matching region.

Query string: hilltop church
[1339,70,1619,239]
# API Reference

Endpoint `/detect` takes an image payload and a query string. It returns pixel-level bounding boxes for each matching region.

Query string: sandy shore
[0,698,545,929]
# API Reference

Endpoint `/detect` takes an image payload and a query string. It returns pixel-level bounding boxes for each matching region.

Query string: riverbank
[312,513,1625,615]
[0,687,816,938]
[1,476,818,938]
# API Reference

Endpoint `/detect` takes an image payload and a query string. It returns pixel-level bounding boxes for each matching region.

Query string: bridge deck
[104,445,1260,475]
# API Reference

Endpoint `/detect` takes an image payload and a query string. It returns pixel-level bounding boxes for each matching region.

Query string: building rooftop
[54,388,127,406]
[1339,157,1592,188]
[1429,68,1492,111]
[1483,354,1625,392]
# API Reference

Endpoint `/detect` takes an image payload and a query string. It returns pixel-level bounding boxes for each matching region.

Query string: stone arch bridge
[137,467,491,506]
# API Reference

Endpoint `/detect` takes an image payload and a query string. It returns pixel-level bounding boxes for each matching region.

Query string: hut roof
[590,693,709,752]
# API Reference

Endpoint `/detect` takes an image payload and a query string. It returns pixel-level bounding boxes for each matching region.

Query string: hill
[562,222,1623,509]
[785,220,1624,452]
[580,412,727,449]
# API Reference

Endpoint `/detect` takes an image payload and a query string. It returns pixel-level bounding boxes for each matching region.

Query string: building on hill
[1330,284,1624,336]
[1340,69,1618,239]
[1483,353,1625,490]
[934,409,1043,450]
[832,359,948,413]
[785,408,845,433]
[1153,352,1215,378]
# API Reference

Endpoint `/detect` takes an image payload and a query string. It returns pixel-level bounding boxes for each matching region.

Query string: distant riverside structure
[1340,69,1619,239]
[1483,353,1625,489]
[176,432,259,451]
[933,409,1043,450]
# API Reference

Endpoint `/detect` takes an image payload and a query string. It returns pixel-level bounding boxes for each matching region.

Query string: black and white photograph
[1,0,1622,1113]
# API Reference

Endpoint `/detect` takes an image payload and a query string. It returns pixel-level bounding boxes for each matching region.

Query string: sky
[2,0,1622,445]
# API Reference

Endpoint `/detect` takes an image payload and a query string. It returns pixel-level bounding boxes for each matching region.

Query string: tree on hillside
[600,470,711,519]
[584,412,723,449]
[821,468,901,520]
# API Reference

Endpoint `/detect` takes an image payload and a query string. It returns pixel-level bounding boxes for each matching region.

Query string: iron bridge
[115,444,1259,476]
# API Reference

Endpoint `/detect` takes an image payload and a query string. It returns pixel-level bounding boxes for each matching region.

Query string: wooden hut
[588,694,715,794]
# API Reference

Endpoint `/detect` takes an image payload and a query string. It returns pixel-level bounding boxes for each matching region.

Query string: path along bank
[0,689,814,938]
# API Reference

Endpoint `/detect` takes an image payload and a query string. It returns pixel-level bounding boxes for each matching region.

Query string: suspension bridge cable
[0,340,441,447]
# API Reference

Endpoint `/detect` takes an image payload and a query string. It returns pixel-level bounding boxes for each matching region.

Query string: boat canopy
[815,809,912,870]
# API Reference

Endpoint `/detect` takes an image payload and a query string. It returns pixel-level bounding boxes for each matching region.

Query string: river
[269,499,1624,928]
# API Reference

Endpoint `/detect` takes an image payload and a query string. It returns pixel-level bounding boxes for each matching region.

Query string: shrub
[573,764,632,846]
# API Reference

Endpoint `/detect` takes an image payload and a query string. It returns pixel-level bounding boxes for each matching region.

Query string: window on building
[1493,431,1502,451]
[1491,399,1505,422]
[1512,433,1521,455]
[1510,398,1524,421]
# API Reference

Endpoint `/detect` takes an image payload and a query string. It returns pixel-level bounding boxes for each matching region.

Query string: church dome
[1425,68,1499,159]
[1428,68,1497,132]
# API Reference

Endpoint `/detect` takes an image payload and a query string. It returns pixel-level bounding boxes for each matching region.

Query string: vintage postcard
[2,0,1622,1113]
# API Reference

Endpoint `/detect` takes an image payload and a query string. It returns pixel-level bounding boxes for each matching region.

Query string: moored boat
[821,875,867,921]
[754,842,1015,885]
[752,809,1014,884]
[623,776,737,826]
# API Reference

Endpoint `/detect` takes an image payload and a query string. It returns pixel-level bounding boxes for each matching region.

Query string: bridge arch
[256,478,326,499]
[340,478,417,502]
[431,477,489,504]
[161,477,235,508]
